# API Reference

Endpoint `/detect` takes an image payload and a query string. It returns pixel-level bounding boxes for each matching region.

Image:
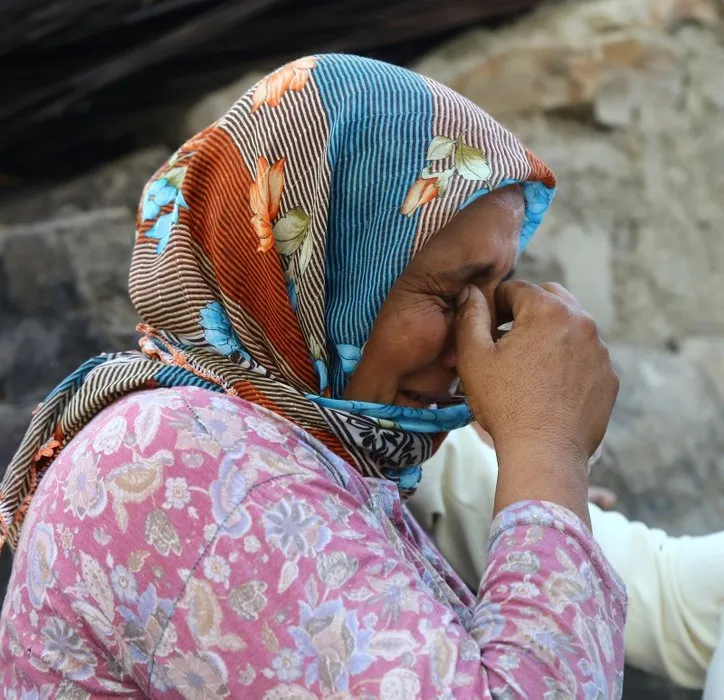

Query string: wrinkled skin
[345,185,524,409]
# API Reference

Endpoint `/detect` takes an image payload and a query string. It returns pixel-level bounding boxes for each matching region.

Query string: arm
[454,282,619,530]
[147,471,626,698]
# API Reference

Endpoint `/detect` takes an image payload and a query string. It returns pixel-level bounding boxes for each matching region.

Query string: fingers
[540,281,585,313]
[454,285,495,354]
[497,280,592,331]
[494,279,556,324]
[587,486,617,511]
[495,280,540,323]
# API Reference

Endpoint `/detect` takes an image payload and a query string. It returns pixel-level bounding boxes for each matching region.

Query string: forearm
[218,477,628,698]
[494,442,591,529]
[478,500,628,696]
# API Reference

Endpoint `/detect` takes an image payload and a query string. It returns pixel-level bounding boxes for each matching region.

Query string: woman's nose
[439,338,457,369]
[486,289,500,341]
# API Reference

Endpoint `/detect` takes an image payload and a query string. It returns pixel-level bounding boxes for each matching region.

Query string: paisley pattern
[0,387,627,697]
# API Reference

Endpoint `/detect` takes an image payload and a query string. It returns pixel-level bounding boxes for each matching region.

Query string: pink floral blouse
[0,387,627,698]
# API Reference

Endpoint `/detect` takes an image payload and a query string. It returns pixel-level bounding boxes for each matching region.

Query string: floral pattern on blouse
[0,387,627,698]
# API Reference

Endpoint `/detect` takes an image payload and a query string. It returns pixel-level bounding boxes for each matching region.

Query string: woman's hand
[454,281,619,527]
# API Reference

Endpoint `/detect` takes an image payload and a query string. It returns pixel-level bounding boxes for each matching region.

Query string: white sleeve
[592,504,724,690]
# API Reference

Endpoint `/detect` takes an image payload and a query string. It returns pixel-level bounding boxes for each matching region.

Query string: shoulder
[3,388,365,689]
[22,387,364,566]
[57,386,348,488]
[80,386,300,460]
[27,388,360,545]
[15,386,357,605]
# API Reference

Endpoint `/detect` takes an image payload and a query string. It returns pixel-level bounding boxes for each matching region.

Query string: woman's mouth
[398,388,465,409]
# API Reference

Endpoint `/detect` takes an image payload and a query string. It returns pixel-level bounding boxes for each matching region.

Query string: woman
[411,423,724,697]
[0,55,624,697]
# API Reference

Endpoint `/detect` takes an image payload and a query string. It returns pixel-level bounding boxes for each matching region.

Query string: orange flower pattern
[249,155,286,252]
[401,177,440,216]
[251,57,318,112]
[401,134,496,217]
[32,439,60,463]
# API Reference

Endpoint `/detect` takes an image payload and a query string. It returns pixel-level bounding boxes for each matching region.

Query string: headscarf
[0,54,555,549]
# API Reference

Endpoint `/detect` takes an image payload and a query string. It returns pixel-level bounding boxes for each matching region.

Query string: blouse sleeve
[148,470,628,698]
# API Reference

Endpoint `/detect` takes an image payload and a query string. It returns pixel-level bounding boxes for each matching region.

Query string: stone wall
[0,148,169,463]
[413,0,724,349]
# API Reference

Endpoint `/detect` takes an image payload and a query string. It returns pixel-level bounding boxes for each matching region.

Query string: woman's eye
[438,295,457,310]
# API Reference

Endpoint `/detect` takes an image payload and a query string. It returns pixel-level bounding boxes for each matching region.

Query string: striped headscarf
[0,55,556,549]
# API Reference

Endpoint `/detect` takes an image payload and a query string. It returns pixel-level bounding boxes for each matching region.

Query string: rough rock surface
[0,148,170,226]
[413,0,724,348]
[0,210,137,404]
[598,345,724,537]
[681,336,724,399]
[0,149,168,461]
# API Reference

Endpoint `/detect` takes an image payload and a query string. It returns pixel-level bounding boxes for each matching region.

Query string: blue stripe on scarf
[45,355,109,400]
[153,366,224,392]
[314,55,434,397]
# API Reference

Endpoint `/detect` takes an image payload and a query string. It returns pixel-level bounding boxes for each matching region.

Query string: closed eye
[437,294,457,311]
[430,264,516,316]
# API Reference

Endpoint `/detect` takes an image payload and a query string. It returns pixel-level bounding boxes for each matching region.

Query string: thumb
[454,285,495,359]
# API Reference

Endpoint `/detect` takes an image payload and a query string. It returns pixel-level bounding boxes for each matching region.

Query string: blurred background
[1,0,724,696]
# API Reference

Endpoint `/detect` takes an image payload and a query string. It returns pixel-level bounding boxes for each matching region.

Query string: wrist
[493,439,591,529]
[495,437,588,473]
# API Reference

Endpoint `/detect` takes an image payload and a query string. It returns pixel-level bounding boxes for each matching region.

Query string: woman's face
[344,185,524,409]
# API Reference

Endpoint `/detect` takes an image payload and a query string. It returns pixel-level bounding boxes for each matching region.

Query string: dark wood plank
[0,0,553,177]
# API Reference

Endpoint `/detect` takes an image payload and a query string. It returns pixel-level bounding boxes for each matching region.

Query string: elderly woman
[0,55,624,697]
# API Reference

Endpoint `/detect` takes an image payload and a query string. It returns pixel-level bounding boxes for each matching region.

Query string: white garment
[410,424,724,693]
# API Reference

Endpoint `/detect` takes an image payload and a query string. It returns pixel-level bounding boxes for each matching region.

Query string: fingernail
[456,285,471,307]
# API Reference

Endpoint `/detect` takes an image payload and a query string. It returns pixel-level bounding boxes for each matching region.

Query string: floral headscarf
[0,54,555,549]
